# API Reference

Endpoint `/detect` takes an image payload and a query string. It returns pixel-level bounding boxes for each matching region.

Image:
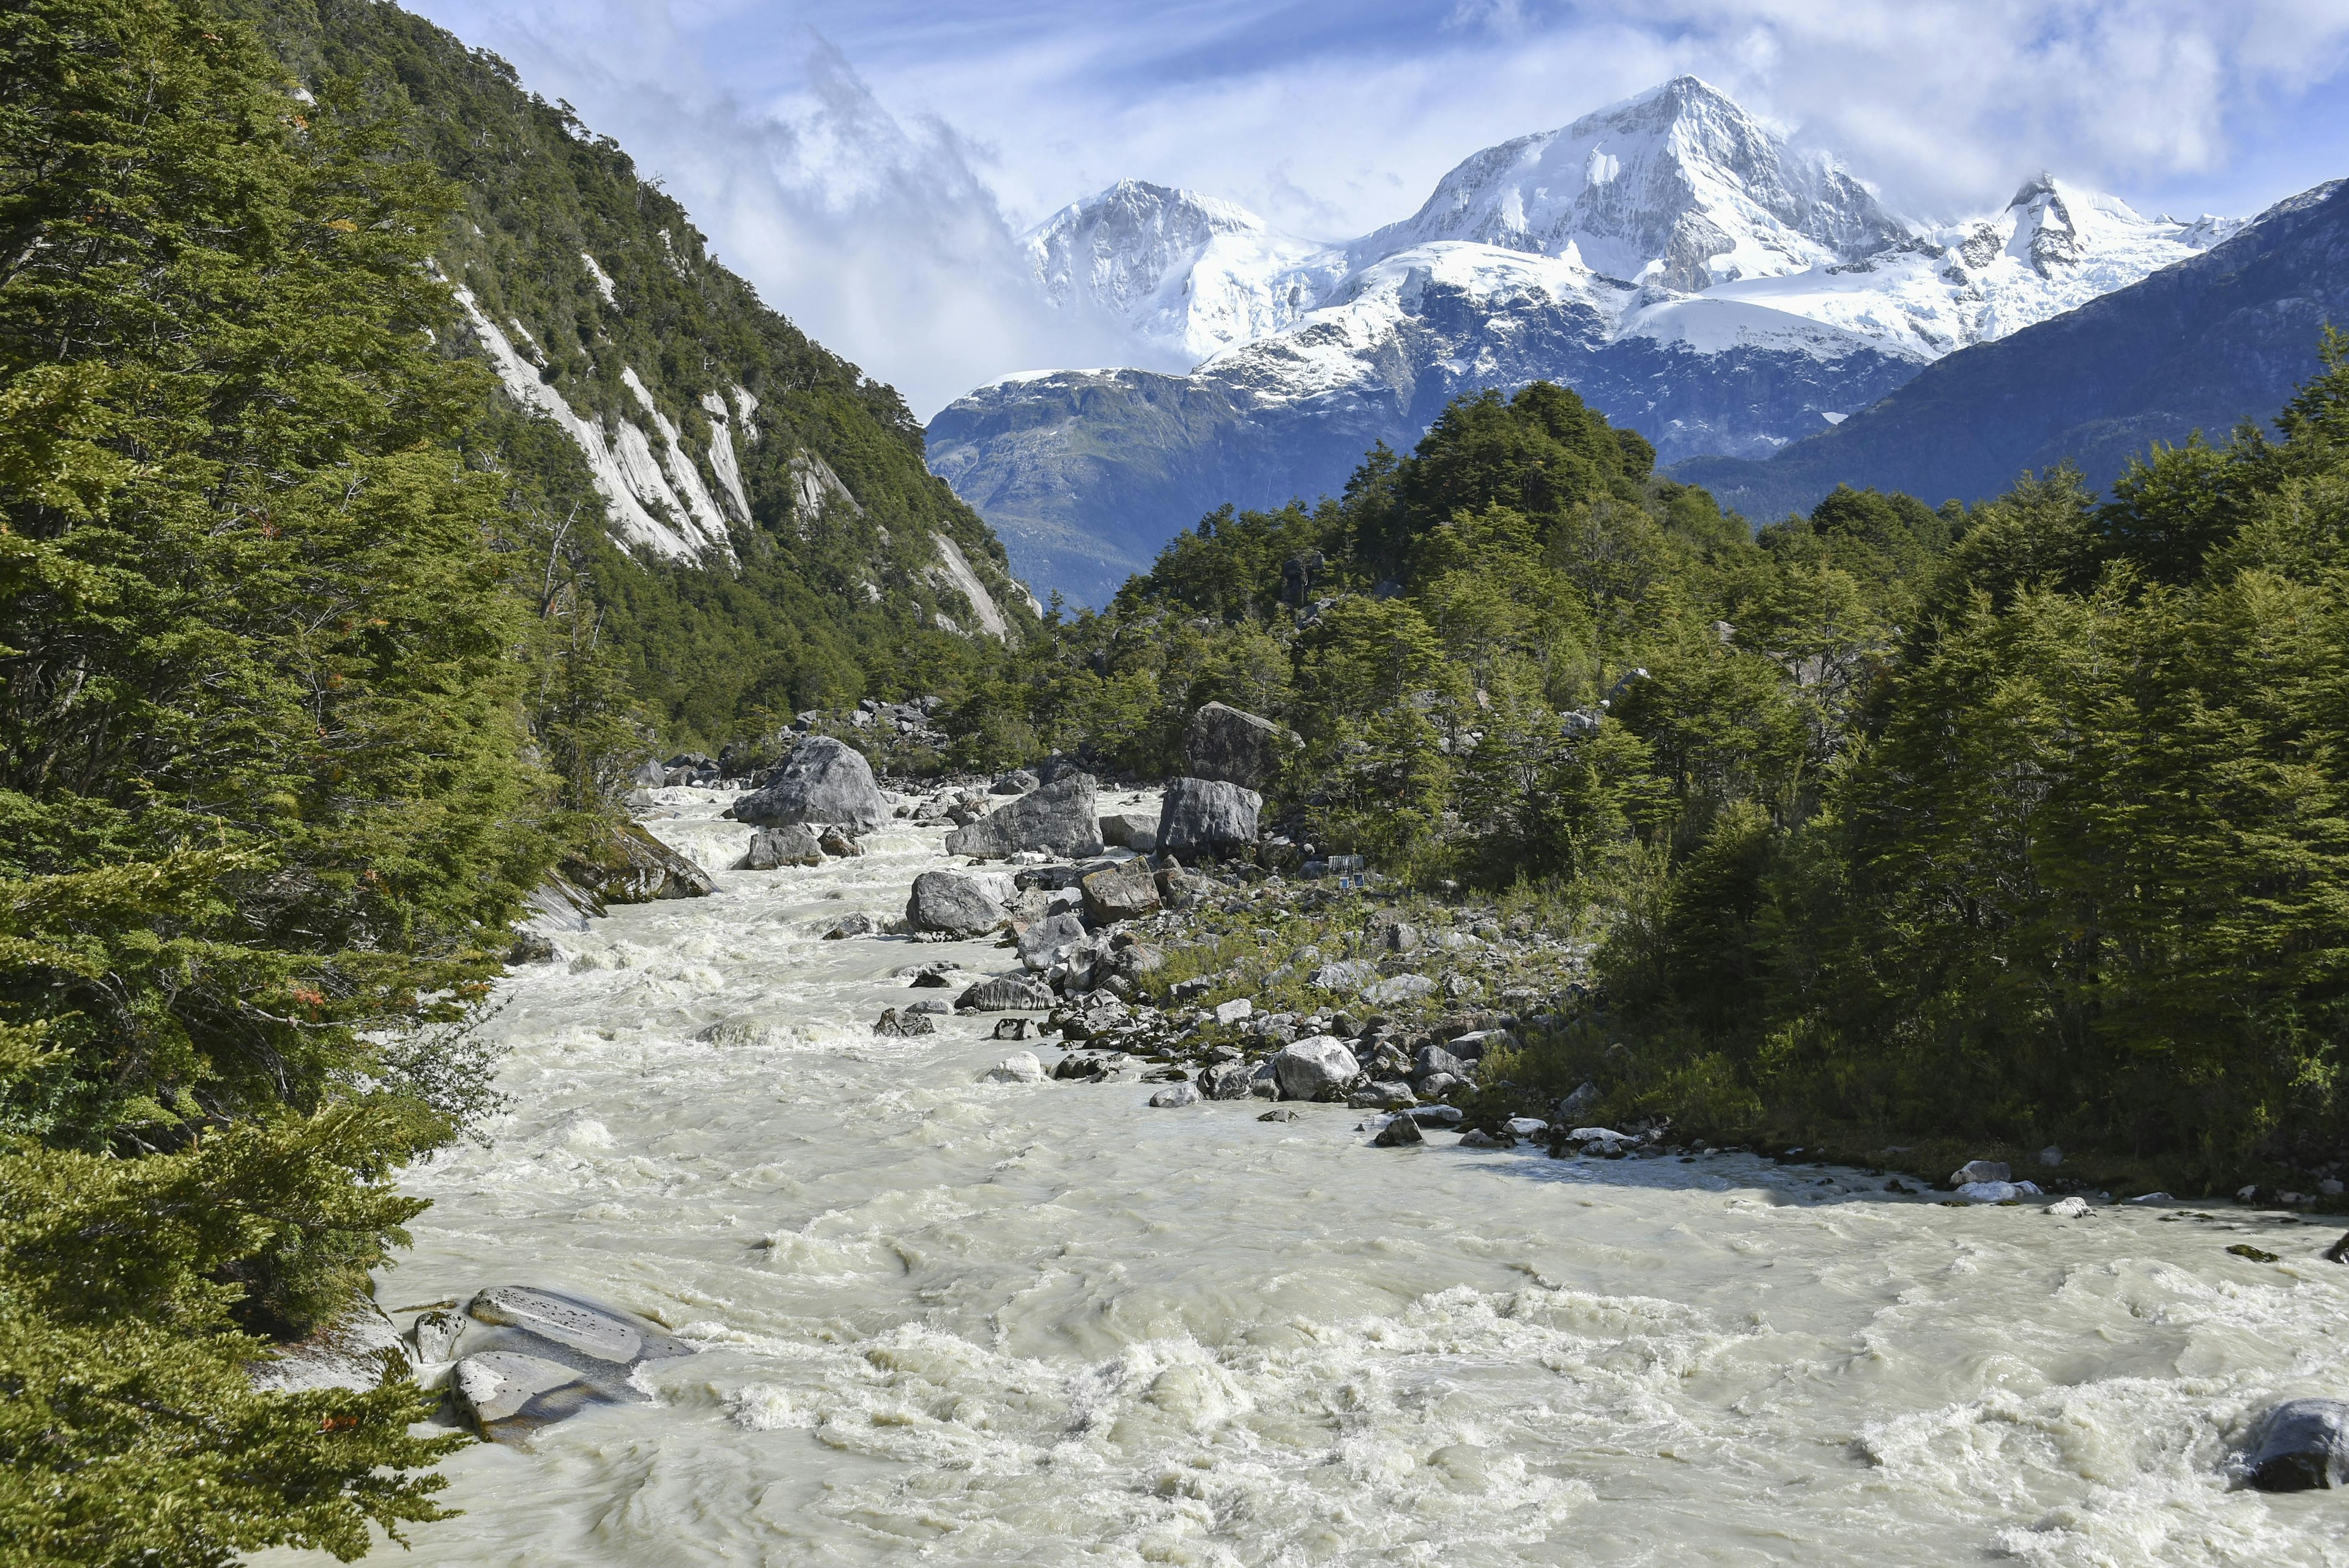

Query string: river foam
[258,790,2349,1566]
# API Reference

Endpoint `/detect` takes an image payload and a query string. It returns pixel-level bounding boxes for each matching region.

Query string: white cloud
[403,0,2349,412]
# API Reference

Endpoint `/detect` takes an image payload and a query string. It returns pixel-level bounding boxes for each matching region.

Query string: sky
[404,0,2349,419]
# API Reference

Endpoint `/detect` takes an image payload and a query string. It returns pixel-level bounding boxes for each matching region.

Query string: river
[261,791,2349,1566]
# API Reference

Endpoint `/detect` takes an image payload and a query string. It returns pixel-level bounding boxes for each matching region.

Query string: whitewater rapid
[262,793,2349,1566]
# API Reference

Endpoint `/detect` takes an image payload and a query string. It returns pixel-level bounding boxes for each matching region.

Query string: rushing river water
[261,793,2349,1567]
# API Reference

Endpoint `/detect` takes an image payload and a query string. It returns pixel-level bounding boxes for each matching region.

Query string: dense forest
[958,354,2349,1184]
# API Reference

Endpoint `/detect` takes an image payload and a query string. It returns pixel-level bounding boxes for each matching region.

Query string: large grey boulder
[947,775,1103,859]
[957,975,1054,1012]
[443,1285,696,1441]
[1183,702,1293,790]
[739,823,824,869]
[906,871,1006,936]
[1019,911,1089,971]
[1272,1035,1362,1101]
[1080,858,1161,924]
[559,822,714,904]
[1099,811,1159,852]
[732,736,887,833]
[1197,1060,1259,1100]
[1156,778,1261,860]
[248,1301,408,1394]
[2249,1399,2349,1490]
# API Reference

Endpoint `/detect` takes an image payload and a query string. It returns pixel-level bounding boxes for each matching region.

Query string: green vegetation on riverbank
[973,353,2349,1196]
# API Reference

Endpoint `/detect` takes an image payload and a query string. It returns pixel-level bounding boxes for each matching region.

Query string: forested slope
[232,0,1036,752]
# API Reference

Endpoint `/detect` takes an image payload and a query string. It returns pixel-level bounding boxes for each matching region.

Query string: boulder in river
[957,975,1054,1012]
[818,825,864,858]
[444,1284,696,1441]
[1080,858,1161,923]
[732,735,888,833]
[907,870,1005,936]
[558,822,714,904]
[981,1052,1045,1083]
[1373,1114,1425,1148]
[248,1300,408,1394]
[1950,1159,2011,1186]
[823,912,878,940]
[1273,1035,1362,1101]
[1182,700,1294,791]
[740,823,825,869]
[1155,778,1261,860]
[872,1007,934,1037]
[2247,1398,2349,1490]
[1197,1060,1259,1100]
[947,775,1103,859]
[1149,1081,1201,1108]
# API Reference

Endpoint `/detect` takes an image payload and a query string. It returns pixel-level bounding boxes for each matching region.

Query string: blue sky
[404,0,2349,415]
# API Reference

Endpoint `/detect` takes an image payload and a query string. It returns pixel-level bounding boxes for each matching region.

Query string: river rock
[1273,1035,1362,1101]
[1182,701,1292,790]
[446,1285,697,1440]
[1953,1180,2040,1203]
[412,1307,466,1364]
[1373,1114,1425,1148]
[1149,1081,1201,1108]
[2248,1399,2349,1491]
[907,871,1004,936]
[1156,778,1262,860]
[1099,811,1159,852]
[1080,858,1161,923]
[1410,1105,1466,1127]
[818,825,864,858]
[732,735,888,833]
[992,1017,1032,1040]
[1197,1060,1258,1100]
[873,1007,933,1037]
[2044,1195,2093,1217]
[947,775,1102,859]
[991,770,1040,795]
[1260,1108,1301,1123]
[958,975,1054,1012]
[1418,1072,1465,1099]
[823,912,877,940]
[559,822,714,904]
[1019,911,1088,971]
[740,823,824,869]
[981,1052,1046,1083]
[1950,1159,2012,1186]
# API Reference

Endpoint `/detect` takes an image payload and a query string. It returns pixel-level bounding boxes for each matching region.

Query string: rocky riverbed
[258,786,2349,1566]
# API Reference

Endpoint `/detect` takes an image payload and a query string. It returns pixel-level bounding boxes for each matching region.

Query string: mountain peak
[1025,180,1340,361]
[1355,78,1908,291]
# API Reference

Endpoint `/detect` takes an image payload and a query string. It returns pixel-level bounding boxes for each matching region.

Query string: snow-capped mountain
[1025,179,1343,361]
[962,76,2248,603]
[1354,76,1906,289]
[1693,176,2244,359]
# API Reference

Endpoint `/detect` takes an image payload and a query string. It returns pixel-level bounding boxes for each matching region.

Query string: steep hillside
[1674,179,2349,518]
[232,0,1037,745]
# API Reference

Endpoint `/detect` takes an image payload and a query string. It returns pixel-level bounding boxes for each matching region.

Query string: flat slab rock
[437,1284,696,1441]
